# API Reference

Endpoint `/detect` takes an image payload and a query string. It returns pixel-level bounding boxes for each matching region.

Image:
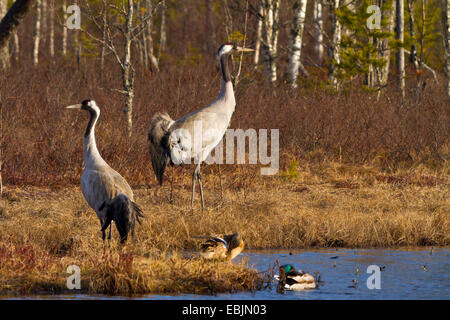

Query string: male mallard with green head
[275,264,316,291]
[197,232,245,263]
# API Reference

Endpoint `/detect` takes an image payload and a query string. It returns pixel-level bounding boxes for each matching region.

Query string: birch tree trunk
[41,0,46,44]
[49,0,54,59]
[100,1,107,72]
[375,0,395,87]
[262,0,280,85]
[158,0,166,63]
[74,0,81,68]
[328,0,341,88]
[146,0,159,72]
[0,0,9,69]
[313,0,323,64]
[445,0,450,96]
[13,31,19,61]
[62,0,67,56]
[286,0,307,87]
[205,0,216,56]
[396,0,405,97]
[254,3,263,65]
[137,0,146,67]
[32,0,41,66]
[0,0,34,51]
[123,0,135,136]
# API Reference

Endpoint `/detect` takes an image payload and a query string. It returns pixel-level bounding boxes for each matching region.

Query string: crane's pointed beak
[66,104,82,109]
[235,46,255,53]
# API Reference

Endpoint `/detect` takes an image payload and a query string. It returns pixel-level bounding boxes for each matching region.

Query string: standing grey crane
[66,99,143,243]
[148,43,253,209]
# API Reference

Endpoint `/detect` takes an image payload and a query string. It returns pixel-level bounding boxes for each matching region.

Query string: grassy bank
[0,161,447,295]
[0,239,266,296]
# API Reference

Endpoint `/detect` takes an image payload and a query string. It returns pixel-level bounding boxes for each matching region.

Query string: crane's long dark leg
[218,163,224,202]
[108,224,112,240]
[191,167,197,209]
[197,163,205,210]
[101,219,108,247]
[169,165,174,204]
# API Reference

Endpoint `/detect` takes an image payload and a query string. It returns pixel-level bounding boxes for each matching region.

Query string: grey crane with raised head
[66,99,143,243]
[148,43,253,209]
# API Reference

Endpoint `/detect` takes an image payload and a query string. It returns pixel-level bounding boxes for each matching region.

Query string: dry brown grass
[0,161,447,295]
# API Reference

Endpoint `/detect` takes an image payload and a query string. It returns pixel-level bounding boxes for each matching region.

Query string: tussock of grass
[0,239,264,296]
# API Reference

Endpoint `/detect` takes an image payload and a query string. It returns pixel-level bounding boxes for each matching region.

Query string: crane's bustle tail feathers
[100,194,144,243]
[148,112,173,185]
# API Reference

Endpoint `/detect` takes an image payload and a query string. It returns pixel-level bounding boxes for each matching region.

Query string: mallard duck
[196,233,245,263]
[275,264,316,291]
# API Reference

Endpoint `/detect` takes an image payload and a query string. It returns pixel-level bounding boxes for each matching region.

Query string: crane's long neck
[83,109,107,169]
[218,53,235,106]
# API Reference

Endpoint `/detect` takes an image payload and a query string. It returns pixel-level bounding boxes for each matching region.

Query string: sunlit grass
[0,162,447,295]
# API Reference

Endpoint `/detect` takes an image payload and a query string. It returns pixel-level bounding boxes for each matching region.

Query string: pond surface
[5,247,450,300]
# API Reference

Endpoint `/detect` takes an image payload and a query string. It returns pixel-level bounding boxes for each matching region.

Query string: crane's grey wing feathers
[81,168,134,220]
[170,110,231,162]
[148,112,174,185]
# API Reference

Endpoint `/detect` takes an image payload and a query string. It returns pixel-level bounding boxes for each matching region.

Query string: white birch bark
[262,0,280,84]
[123,0,135,136]
[375,0,395,87]
[13,31,19,61]
[62,0,67,56]
[286,0,307,87]
[32,0,41,66]
[146,0,159,72]
[328,0,341,88]
[0,0,9,69]
[158,0,166,63]
[313,0,323,64]
[254,3,263,65]
[49,0,54,59]
[396,0,405,97]
[41,0,46,43]
[446,0,450,96]
[74,0,80,68]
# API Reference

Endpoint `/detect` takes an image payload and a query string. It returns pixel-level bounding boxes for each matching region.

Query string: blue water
[4,248,450,300]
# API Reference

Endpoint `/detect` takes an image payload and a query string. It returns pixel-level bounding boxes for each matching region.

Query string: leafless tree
[158,0,166,63]
[49,0,54,59]
[83,0,163,136]
[32,0,41,66]
[62,0,67,56]
[253,3,263,65]
[13,31,19,61]
[145,0,160,72]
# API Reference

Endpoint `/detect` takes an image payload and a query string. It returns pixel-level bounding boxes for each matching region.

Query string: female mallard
[275,264,316,291]
[197,233,245,263]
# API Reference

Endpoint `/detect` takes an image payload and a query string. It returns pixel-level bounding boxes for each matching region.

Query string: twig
[234,0,249,86]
